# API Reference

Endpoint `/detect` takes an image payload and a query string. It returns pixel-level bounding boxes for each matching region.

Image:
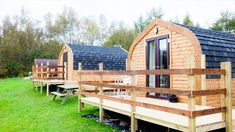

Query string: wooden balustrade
[77,61,232,132]
[77,81,226,97]
[31,62,65,80]
[77,68,226,76]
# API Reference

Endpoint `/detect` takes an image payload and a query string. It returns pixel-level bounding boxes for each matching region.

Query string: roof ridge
[196,33,235,42]
[68,44,124,49]
[175,23,235,36]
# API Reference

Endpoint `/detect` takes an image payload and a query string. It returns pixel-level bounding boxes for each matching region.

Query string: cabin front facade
[58,44,128,82]
[127,19,235,107]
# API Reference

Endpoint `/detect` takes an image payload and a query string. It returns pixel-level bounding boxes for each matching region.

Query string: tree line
[0,7,234,77]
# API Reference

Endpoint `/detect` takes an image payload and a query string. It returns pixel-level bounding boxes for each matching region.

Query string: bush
[18,73,24,77]
[0,67,8,78]
[7,61,25,77]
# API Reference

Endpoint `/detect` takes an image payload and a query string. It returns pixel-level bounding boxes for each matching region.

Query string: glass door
[147,40,156,96]
[63,52,68,80]
[146,35,170,98]
[156,37,170,98]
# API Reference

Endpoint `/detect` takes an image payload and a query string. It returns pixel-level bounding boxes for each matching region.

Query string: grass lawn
[0,78,117,131]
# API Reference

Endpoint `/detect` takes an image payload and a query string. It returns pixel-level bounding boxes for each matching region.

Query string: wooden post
[130,61,137,132]
[201,55,206,106]
[64,62,67,80]
[45,61,49,95]
[32,65,35,89]
[99,63,104,122]
[188,55,196,132]
[221,62,226,121]
[46,61,49,80]
[35,64,38,91]
[40,63,43,94]
[221,62,232,132]
[78,62,83,112]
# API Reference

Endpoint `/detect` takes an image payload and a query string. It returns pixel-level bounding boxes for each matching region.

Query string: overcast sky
[0,0,234,28]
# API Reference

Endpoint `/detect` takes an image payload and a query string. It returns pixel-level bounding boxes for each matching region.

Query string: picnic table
[51,85,79,105]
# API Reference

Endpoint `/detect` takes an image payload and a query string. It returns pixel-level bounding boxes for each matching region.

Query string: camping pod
[58,44,128,82]
[127,19,235,107]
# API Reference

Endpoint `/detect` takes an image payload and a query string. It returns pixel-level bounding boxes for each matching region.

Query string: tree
[104,24,137,50]
[134,8,164,33]
[0,8,63,77]
[169,16,180,23]
[210,11,235,33]
[44,13,54,39]
[79,17,101,45]
[183,14,194,26]
[134,16,146,34]
[45,7,79,44]
[146,8,164,22]
[98,14,108,44]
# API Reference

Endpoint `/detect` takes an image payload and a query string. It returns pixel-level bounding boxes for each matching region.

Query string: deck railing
[32,62,65,81]
[77,61,232,132]
[32,61,66,92]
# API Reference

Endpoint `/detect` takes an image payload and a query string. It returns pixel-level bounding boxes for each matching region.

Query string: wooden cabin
[58,44,128,82]
[127,19,235,107]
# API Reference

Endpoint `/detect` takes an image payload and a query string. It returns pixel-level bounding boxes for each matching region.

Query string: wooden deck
[81,95,234,132]
[77,62,232,132]
[32,61,66,96]
[33,79,65,96]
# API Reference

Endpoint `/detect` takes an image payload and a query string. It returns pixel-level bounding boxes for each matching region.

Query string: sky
[0,0,234,28]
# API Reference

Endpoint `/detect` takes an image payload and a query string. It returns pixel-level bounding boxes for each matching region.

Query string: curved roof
[127,19,235,78]
[127,19,202,69]
[178,24,235,77]
[68,44,128,70]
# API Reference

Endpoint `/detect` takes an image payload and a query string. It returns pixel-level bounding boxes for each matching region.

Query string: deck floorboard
[81,95,235,131]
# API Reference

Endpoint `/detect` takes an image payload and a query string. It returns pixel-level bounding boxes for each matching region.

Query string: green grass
[0,78,117,132]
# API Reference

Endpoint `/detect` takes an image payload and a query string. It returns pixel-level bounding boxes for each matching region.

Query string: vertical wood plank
[130,61,138,132]
[32,65,35,89]
[40,63,43,94]
[99,63,104,122]
[169,31,173,93]
[78,62,82,112]
[46,61,49,79]
[221,62,226,121]
[46,82,49,96]
[35,64,38,91]
[46,61,49,95]
[188,55,196,132]
[222,62,232,132]
[201,55,206,106]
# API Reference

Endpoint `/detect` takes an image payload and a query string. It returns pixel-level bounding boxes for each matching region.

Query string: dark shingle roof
[178,24,235,78]
[68,44,128,70]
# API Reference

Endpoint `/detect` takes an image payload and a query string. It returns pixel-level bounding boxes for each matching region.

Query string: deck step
[51,92,65,97]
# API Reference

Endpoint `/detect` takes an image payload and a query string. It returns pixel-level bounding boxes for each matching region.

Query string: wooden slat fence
[77,61,232,132]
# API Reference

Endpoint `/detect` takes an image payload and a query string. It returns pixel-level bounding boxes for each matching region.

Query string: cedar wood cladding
[127,19,235,106]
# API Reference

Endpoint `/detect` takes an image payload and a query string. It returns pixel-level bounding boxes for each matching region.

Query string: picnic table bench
[51,85,79,105]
